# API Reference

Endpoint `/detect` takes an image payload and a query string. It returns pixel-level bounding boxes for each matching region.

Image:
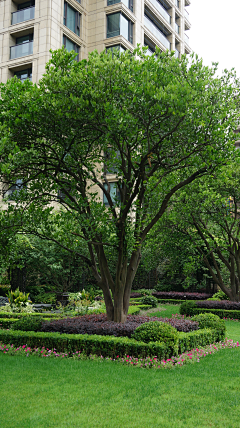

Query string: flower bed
[0,339,238,370]
[41,313,199,337]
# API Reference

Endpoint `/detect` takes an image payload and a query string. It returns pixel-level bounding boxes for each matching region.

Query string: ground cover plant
[41,313,199,336]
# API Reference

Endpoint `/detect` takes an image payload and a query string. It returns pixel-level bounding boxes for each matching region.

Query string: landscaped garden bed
[40,313,199,336]
[130,291,213,300]
[180,300,240,319]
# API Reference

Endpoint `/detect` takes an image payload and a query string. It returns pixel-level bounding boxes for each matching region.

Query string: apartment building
[0,0,191,84]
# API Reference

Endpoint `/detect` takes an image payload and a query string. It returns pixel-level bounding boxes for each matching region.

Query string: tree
[157,162,240,301]
[0,47,239,321]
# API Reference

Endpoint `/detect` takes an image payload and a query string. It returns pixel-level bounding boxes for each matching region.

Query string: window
[106,44,126,54]
[17,0,35,9]
[10,34,33,59]
[103,182,121,206]
[5,180,23,200]
[14,68,32,82]
[104,150,120,174]
[107,0,133,12]
[64,2,80,36]
[107,13,133,44]
[63,36,79,61]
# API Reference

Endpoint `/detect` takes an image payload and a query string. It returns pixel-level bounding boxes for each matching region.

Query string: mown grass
[0,347,240,428]
[1,304,240,427]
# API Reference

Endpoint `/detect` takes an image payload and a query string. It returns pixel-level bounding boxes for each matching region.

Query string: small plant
[211,291,229,301]
[179,300,197,316]
[11,315,43,332]
[6,288,31,308]
[140,295,158,308]
[132,321,179,354]
[191,313,226,340]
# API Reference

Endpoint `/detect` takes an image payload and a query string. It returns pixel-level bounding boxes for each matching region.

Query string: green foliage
[11,316,43,332]
[132,321,179,355]
[178,328,221,354]
[191,313,226,341]
[0,284,10,297]
[192,308,240,320]
[179,300,197,317]
[211,291,229,301]
[0,47,239,322]
[6,288,31,308]
[140,295,158,308]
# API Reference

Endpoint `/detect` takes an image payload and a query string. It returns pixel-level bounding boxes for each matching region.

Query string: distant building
[0,0,191,84]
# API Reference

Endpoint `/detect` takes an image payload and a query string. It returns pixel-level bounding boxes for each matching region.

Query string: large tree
[154,162,240,301]
[0,47,239,321]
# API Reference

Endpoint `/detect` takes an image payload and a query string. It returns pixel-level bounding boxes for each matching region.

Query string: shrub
[132,321,179,353]
[140,295,158,308]
[191,313,226,341]
[180,300,197,316]
[191,308,240,320]
[211,291,229,301]
[152,292,212,300]
[41,313,199,337]
[11,316,43,332]
[196,300,240,310]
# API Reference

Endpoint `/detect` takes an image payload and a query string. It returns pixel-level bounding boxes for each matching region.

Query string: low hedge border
[0,313,60,319]
[157,299,186,304]
[0,327,221,360]
[0,318,58,329]
[191,308,240,320]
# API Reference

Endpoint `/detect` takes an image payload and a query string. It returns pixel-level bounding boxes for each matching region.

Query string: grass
[1,348,240,427]
[0,304,240,427]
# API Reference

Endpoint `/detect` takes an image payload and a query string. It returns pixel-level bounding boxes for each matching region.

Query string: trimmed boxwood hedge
[191,307,240,320]
[0,326,223,359]
[0,318,57,329]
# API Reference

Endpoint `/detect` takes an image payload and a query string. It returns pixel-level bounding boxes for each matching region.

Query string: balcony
[144,15,170,50]
[10,41,33,60]
[175,48,180,58]
[149,0,171,24]
[184,33,190,45]
[12,6,35,25]
[175,23,180,34]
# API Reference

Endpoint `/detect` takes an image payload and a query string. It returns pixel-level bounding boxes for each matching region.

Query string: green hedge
[0,313,58,319]
[178,328,220,354]
[191,308,240,320]
[0,329,170,359]
[0,318,58,329]
[0,327,222,359]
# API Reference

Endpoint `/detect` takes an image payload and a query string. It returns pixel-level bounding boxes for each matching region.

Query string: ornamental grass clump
[132,321,179,355]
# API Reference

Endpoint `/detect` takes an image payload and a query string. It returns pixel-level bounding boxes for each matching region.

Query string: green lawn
[0,347,240,428]
[0,304,240,427]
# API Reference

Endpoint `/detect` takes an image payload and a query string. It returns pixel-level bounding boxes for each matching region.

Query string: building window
[107,13,133,44]
[103,182,121,206]
[107,0,133,12]
[63,2,80,37]
[14,68,32,82]
[63,36,79,61]
[104,150,120,174]
[4,180,23,200]
[12,1,35,25]
[10,34,33,60]
[106,44,126,53]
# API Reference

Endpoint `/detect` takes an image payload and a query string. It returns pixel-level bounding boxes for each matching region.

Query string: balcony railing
[175,48,180,58]
[11,6,35,25]
[175,23,179,33]
[149,0,171,24]
[10,41,33,60]
[184,33,189,45]
[144,15,170,50]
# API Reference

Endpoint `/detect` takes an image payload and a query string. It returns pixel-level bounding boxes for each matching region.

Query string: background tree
[157,162,240,301]
[0,47,239,321]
